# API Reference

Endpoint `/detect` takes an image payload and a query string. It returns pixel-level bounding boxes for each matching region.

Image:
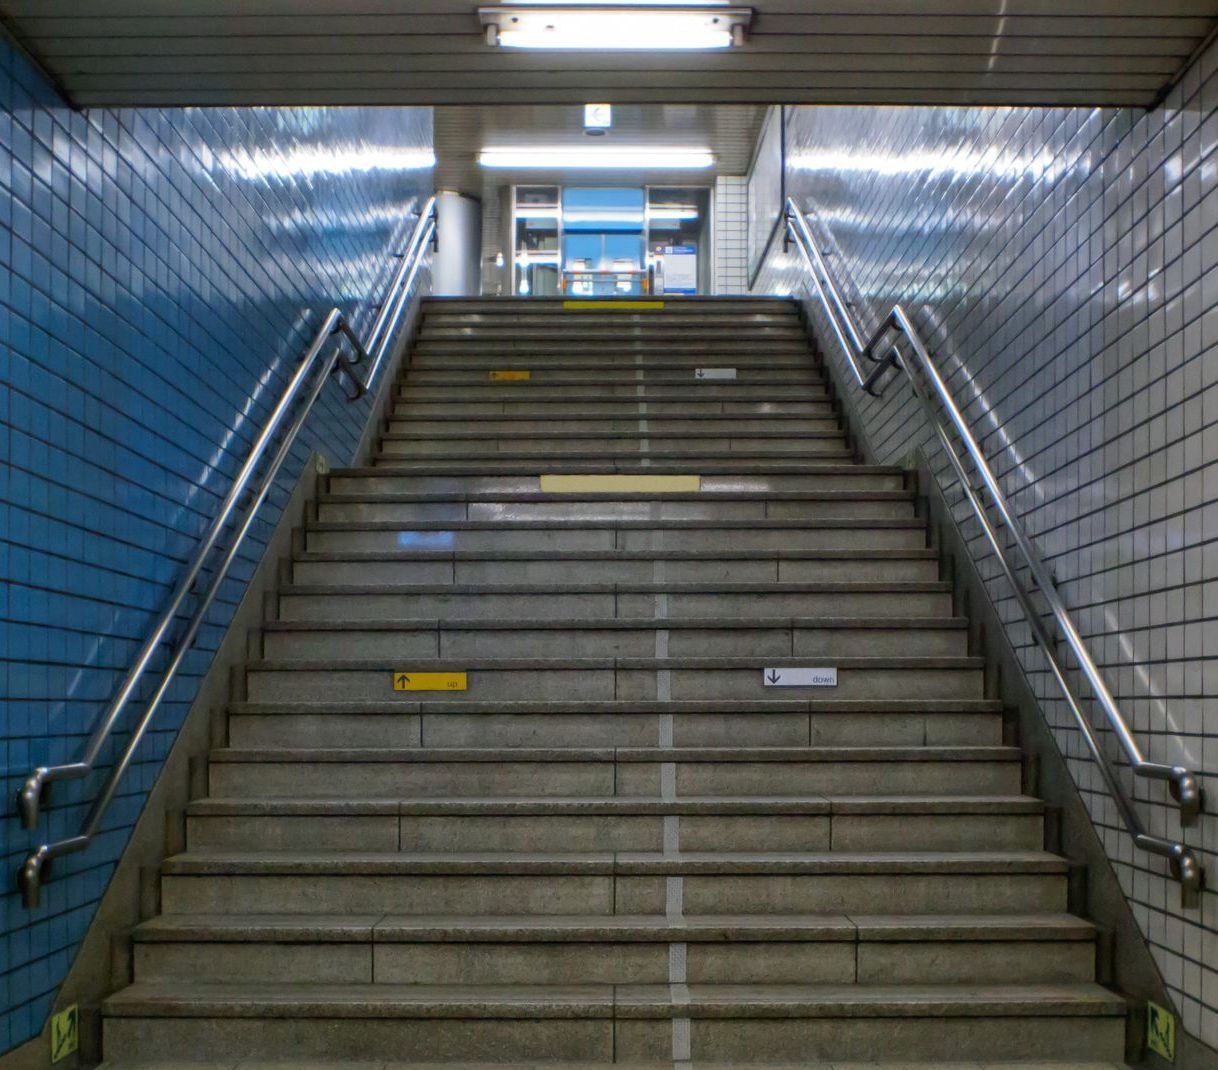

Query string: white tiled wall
[714,175,748,294]
[757,52,1218,1053]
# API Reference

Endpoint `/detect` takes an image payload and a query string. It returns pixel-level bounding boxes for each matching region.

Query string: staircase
[103,297,1128,1067]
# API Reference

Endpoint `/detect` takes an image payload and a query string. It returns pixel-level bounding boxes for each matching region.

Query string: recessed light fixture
[479,5,752,50]
[479,146,715,169]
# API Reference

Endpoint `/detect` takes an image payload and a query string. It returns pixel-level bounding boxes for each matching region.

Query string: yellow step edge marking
[563,300,665,311]
[393,671,467,692]
[540,474,701,493]
[489,370,530,381]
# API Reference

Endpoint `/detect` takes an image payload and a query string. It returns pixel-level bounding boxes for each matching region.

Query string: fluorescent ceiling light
[649,206,699,220]
[479,5,751,50]
[481,146,714,169]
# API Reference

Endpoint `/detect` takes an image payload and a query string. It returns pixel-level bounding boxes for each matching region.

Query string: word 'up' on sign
[393,672,468,692]
[763,667,839,687]
[695,367,737,380]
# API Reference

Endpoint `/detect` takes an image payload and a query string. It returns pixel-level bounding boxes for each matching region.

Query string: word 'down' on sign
[393,672,467,692]
[763,667,838,688]
[695,367,737,380]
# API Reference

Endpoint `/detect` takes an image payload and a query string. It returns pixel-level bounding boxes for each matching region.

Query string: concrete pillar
[432,191,483,296]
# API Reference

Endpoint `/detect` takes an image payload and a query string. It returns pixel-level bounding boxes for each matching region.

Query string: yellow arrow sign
[393,671,467,692]
[51,1005,78,1063]
[489,370,530,380]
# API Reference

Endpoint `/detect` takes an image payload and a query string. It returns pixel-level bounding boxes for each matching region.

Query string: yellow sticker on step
[50,1005,78,1063]
[562,300,664,310]
[1147,1001,1176,1061]
[490,370,530,380]
[540,474,701,493]
[393,671,467,692]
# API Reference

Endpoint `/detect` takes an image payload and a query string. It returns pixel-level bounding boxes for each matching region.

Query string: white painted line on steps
[636,350,651,468]
[695,367,737,380]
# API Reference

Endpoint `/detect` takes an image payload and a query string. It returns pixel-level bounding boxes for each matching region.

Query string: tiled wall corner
[0,41,433,1054]
[756,46,1218,1052]
[714,175,748,295]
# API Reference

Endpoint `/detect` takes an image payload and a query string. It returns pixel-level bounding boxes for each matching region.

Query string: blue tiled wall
[0,41,433,1052]
[756,43,1218,1049]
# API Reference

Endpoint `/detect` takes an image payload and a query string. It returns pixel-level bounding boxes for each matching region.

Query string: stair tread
[227,699,1004,714]
[133,912,1094,942]
[210,745,1015,761]
[187,794,1043,816]
[261,616,967,631]
[307,518,925,529]
[292,548,939,561]
[246,655,984,670]
[162,851,1066,875]
[103,981,1124,1017]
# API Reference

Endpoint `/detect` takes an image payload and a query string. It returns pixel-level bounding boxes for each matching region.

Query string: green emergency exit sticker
[50,1004,78,1063]
[1147,1001,1176,1061]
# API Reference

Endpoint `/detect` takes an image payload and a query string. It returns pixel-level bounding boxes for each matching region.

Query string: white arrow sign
[763,667,839,687]
[695,367,737,380]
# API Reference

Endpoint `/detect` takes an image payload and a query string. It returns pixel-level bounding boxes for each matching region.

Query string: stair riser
[414,339,809,352]
[276,590,956,621]
[289,559,942,586]
[398,384,827,399]
[620,1016,1124,1064]
[391,418,841,434]
[186,812,1042,854]
[408,356,815,370]
[304,528,929,553]
[392,401,836,417]
[371,455,862,470]
[227,710,1004,750]
[103,1014,1122,1065]
[376,439,848,457]
[245,666,984,703]
[132,937,1091,987]
[328,474,906,495]
[159,870,1064,916]
[315,500,917,523]
[209,760,1019,799]
[260,625,967,661]
[104,1018,610,1064]
[405,369,821,385]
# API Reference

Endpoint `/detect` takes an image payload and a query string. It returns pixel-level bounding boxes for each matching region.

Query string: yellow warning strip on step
[393,671,467,692]
[540,474,701,493]
[562,300,665,311]
[489,370,530,380]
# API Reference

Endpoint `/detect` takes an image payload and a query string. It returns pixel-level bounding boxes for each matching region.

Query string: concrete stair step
[287,549,942,586]
[275,582,957,621]
[92,1062,1133,1070]
[390,416,842,434]
[397,382,826,399]
[257,614,967,660]
[405,366,820,381]
[407,356,816,370]
[206,745,1019,800]
[391,400,836,417]
[374,445,857,462]
[327,470,911,494]
[185,794,1043,854]
[306,516,920,543]
[242,655,986,703]
[224,698,1005,749]
[100,980,1125,1061]
[131,911,1095,987]
[315,494,918,523]
[157,849,1066,916]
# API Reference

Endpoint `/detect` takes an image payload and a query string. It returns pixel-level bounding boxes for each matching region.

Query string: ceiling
[4,1,1218,109]
[435,104,766,197]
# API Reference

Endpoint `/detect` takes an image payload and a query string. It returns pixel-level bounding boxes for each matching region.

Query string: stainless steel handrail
[783,198,1204,896]
[16,197,437,909]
